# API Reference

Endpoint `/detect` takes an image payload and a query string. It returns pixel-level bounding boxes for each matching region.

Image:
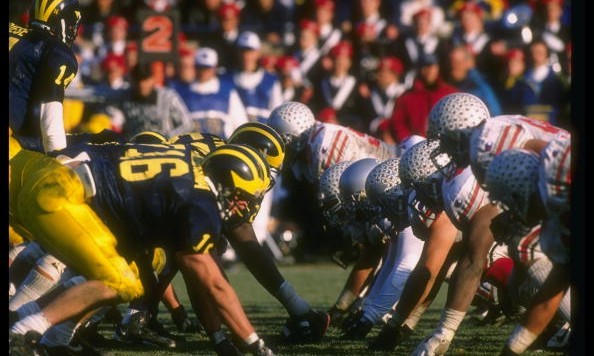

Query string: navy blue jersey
[9,22,78,151]
[61,141,221,257]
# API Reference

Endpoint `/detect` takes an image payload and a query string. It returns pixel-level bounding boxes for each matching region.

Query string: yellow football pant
[9,145,144,302]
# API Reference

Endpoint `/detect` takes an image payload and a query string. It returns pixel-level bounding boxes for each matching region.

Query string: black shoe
[41,343,113,356]
[213,338,243,356]
[171,306,203,334]
[114,312,176,349]
[342,317,373,340]
[280,309,330,344]
[9,330,43,356]
[368,323,413,351]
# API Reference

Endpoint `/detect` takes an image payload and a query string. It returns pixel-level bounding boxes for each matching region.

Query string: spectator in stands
[493,48,537,115]
[386,53,458,143]
[397,0,446,36]
[201,1,242,72]
[276,55,314,104]
[358,56,408,142]
[444,45,502,116]
[530,0,570,75]
[314,0,343,56]
[179,47,248,139]
[312,40,365,132]
[106,62,193,139]
[392,8,448,88]
[523,38,567,124]
[226,31,283,123]
[293,19,324,86]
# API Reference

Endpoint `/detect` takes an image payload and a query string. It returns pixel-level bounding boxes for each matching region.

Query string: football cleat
[170,305,203,334]
[281,309,330,343]
[114,312,176,349]
[9,330,43,356]
[213,338,243,356]
[247,338,276,356]
[368,323,413,351]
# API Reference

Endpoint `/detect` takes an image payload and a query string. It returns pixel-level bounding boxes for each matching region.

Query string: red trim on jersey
[324,130,344,168]
[555,144,571,196]
[519,227,540,263]
[461,181,481,218]
[335,132,349,163]
[484,257,514,288]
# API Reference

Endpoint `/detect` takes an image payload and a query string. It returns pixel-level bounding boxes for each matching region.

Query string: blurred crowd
[9,0,572,143]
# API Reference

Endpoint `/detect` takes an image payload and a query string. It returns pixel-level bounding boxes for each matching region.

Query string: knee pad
[34,167,85,213]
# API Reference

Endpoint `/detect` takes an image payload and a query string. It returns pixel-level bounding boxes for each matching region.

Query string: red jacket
[388,78,459,143]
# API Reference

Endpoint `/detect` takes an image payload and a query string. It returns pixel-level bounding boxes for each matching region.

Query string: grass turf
[95,262,564,355]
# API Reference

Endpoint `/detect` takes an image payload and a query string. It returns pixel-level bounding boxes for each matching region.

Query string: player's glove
[341,316,373,340]
[411,332,452,356]
[114,311,176,349]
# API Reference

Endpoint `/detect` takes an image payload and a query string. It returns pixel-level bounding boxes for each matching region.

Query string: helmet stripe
[39,0,65,22]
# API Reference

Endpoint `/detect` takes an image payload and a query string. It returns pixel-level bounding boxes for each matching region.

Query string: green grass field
[98,262,564,355]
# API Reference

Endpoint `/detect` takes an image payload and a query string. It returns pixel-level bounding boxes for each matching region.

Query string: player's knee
[103,260,144,303]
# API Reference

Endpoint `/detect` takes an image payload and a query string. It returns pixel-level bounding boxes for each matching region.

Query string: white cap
[237,31,261,50]
[195,47,218,67]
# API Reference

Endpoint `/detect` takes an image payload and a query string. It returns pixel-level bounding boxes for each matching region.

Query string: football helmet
[201,144,272,228]
[169,132,226,158]
[365,158,409,232]
[30,0,82,47]
[319,161,354,229]
[399,139,450,211]
[267,101,316,153]
[339,158,382,244]
[427,93,490,167]
[228,122,286,174]
[485,148,541,226]
[129,131,168,144]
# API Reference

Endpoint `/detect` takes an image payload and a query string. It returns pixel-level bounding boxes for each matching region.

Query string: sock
[11,312,53,335]
[436,308,466,341]
[39,320,77,347]
[506,325,538,354]
[17,301,41,319]
[275,281,310,317]
[9,260,63,311]
[244,332,260,346]
[403,303,428,330]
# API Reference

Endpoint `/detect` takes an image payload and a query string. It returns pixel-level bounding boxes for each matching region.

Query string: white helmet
[365,158,409,232]
[427,93,490,166]
[267,101,316,151]
[319,161,354,228]
[399,139,450,210]
[339,158,382,209]
[485,148,541,226]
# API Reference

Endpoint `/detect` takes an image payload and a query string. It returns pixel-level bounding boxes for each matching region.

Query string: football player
[9,0,81,153]
[267,101,397,326]
[408,93,569,355]
[9,136,276,355]
[340,158,425,340]
[485,146,571,355]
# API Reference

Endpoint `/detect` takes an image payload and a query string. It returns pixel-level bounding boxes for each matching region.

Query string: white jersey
[292,122,397,183]
[469,115,568,184]
[538,133,571,265]
[441,166,490,232]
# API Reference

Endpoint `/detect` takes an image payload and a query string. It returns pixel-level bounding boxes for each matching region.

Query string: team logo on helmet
[485,148,541,227]
[365,158,409,233]
[267,101,316,152]
[170,132,226,159]
[399,139,449,212]
[201,144,272,228]
[228,122,286,173]
[427,93,490,167]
